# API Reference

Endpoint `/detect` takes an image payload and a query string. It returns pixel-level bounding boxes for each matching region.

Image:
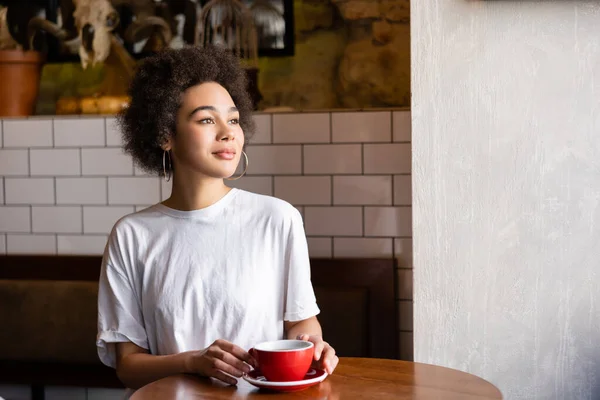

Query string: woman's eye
[198,118,214,124]
[229,118,240,125]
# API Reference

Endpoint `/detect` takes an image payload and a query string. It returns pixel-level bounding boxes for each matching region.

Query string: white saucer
[243,368,328,392]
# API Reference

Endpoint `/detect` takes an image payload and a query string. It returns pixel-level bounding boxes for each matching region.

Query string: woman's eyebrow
[188,106,238,118]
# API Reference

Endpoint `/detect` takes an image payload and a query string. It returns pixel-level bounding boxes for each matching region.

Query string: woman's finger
[212,357,247,378]
[220,340,257,366]
[212,369,238,386]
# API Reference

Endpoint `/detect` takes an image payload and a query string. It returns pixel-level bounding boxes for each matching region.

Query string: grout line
[361,144,365,174]
[361,206,365,237]
[330,175,334,205]
[329,112,333,143]
[391,174,395,206]
[269,113,274,143]
[104,117,108,147]
[390,110,394,142]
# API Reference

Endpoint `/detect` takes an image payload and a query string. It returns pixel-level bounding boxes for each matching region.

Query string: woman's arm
[116,340,257,390]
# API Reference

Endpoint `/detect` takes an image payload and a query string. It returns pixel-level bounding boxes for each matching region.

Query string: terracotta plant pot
[0,50,44,117]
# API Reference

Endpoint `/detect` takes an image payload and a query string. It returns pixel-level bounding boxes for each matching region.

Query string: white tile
[273,113,330,143]
[332,112,391,142]
[32,206,81,233]
[56,178,107,205]
[105,117,122,146]
[0,119,2,146]
[364,143,411,174]
[30,149,80,176]
[0,177,3,204]
[0,206,30,232]
[393,111,411,142]
[82,148,133,175]
[303,145,362,174]
[333,175,392,205]
[274,176,331,205]
[57,235,107,255]
[0,234,5,254]
[3,119,52,147]
[54,118,105,147]
[304,207,362,236]
[0,384,32,400]
[5,178,54,204]
[134,163,153,176]
[245,145,301,174]
[398,300,413,331]
[84,206,133,234]
[307,237,332,258]
[161,178,172,201]
[394,175,412,205]
[45,386,87,400]
[6,234,56,254]
[333,238,393,258]
[364,207,412,237]
[86,388,128,400]
[397,269,413,300]
[108,177,160,205]
[226,176,273,196]
[251,113,271,144]
[0,149,28,175]
[395,238,413,268]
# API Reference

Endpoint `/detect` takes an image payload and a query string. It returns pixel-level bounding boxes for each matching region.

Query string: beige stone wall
[258,0,411,110]
[35,0,410,114]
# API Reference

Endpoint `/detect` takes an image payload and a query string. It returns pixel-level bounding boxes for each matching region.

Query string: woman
[97,45,338,391]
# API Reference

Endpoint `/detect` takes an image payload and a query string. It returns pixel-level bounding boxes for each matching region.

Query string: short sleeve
[97,231,149,368]
[283,209,321,322]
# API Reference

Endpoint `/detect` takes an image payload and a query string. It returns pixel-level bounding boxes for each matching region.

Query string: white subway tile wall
[0,111,414,374]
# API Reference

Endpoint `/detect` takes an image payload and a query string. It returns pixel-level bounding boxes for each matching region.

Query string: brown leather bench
[0,255,397,399]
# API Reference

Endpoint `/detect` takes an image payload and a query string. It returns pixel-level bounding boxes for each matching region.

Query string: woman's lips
[213,150,236,160]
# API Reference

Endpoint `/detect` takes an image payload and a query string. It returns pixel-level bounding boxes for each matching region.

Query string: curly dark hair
[117,45,256,175]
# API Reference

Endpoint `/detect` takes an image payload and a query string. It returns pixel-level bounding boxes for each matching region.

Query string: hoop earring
[163,150,172,182]
[225,151,248,181]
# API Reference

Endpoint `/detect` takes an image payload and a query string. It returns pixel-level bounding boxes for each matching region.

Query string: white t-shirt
[96,188,320,369]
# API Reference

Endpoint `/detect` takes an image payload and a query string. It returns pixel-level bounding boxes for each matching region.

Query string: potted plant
[0,4,45,117]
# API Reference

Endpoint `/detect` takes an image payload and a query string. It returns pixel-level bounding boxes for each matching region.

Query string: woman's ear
[161,137,173,152]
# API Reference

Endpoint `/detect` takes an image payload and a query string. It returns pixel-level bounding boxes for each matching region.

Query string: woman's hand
[296,334,339,375]
[186,339,258,385]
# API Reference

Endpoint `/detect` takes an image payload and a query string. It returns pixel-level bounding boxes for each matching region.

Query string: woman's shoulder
[234,189,301,220]
[108,204,167,237]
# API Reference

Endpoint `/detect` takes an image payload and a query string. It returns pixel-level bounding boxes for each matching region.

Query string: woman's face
[166,81,245,180]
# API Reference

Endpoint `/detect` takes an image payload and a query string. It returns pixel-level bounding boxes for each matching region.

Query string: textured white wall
[412,1,600,399]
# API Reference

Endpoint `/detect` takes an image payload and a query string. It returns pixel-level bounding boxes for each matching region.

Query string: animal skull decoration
[24,0,173,69]
[72,0,120,68]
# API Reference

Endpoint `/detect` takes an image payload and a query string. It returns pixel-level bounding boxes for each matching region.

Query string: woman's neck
[162,173,232,211]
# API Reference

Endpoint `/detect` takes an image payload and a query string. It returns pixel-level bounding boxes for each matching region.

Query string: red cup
[250,339,314,382]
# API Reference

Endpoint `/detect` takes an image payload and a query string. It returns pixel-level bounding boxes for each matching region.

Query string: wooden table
[131,358,503,399]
